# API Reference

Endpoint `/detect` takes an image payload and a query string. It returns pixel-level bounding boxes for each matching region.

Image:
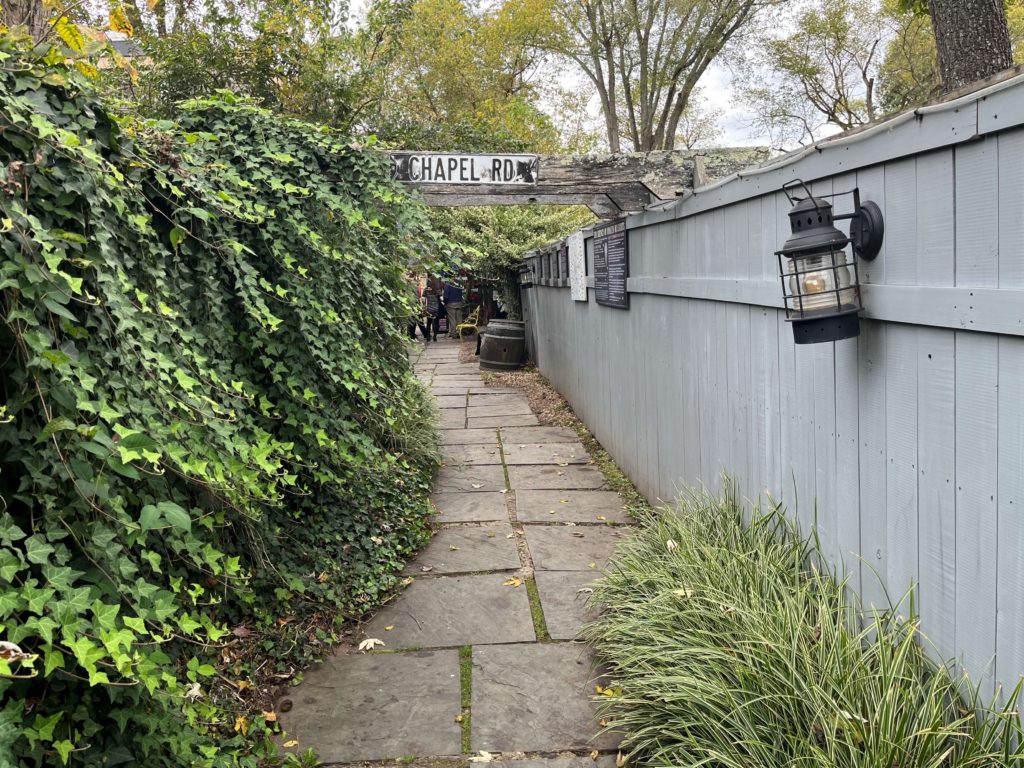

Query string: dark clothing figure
[442,283,463,304]
[422,282,441,341]
[442,282,463,338]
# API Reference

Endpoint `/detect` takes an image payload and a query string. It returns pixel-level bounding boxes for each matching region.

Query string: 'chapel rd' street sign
[390,152,540,185]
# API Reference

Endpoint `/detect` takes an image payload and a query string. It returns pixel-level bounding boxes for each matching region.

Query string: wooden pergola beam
[396,151,702,216]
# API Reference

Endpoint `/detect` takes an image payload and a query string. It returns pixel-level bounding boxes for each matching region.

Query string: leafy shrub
[0,34,446,766]
[589,488,1024,767]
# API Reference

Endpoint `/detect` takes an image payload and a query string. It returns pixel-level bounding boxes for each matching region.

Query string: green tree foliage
[0,33,447,765]
[124,1,373,126]
[430,206,594,319]
[362,0,561,152]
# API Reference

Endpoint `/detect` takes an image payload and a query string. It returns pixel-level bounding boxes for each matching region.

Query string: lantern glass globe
[787,249,857,314]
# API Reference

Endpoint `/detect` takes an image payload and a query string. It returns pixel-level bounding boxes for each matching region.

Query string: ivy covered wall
[0,37,445,766]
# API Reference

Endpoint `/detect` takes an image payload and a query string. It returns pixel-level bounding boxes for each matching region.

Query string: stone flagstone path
[278,337,628,766]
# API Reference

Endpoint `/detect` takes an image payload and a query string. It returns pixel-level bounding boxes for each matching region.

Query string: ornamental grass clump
[588,488,1024,767]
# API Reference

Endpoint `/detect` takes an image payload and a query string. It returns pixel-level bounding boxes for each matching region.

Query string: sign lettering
[593,221,629,309]
[390,153,540,185]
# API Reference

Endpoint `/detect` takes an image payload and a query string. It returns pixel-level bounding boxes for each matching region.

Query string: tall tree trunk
[2,0,47,41]
[927,0,1013,92]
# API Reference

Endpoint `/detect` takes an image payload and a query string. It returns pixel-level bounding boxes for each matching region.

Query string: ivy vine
[0,34,447,766]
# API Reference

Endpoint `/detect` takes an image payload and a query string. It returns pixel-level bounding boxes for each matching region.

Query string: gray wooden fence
[521,73,1024,695]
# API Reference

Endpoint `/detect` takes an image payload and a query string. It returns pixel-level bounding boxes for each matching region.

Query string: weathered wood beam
[420,191,623,218]
[395,149,770,217]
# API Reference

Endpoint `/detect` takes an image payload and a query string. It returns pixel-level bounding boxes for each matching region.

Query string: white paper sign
[569,230,587,301]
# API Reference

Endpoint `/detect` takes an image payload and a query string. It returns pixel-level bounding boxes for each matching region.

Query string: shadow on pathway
[279,338,628,766]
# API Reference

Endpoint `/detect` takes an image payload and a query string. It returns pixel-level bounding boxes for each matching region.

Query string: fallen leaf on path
[358,638,385,651]
[588,561,596,569]
[262,710,277,722]
[573,532,585,538]
[455,714,464,723]
[486,531,496,538]
[503,577,523,588]
[283,740,299,748]
[548,510,556,515]
[577,587,594,595]
[421,565,433,572]
[471,483,484,489]
[449,545,460,551]
[385,625,395,631]
[560,499,569,503]
[590,750,600,759]
[500,489,509,494]
[557,471,565,476]
[470,751,495,763]
[596,515,607,521]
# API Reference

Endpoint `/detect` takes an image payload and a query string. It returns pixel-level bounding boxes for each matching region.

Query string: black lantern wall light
[777,179,884,344]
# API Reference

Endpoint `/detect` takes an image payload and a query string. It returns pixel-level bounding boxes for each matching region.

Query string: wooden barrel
[479,320,526,371]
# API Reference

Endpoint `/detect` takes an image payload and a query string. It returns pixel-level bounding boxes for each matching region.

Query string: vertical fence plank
[955,139,999,288]
[883,157,918,286]
[996,336,1024,696]
[858,320,888,612]
[916,150,956,287]
[916,328,957,664]
[885,325,919,612]
[954,332,998,692]
[998,128,1024,288]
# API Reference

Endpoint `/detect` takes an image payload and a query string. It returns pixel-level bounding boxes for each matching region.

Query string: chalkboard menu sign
[593,220,629,308]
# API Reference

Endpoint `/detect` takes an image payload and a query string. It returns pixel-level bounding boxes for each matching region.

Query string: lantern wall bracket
[781,181,884,261]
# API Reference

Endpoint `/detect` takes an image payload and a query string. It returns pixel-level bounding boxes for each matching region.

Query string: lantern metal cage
[518,260,535,288]
[776,180,883,345]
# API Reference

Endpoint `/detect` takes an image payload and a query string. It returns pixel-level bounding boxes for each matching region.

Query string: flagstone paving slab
[432,388,474,397]
[500,442,589,465]
[436,395,468,409]
[507,465,605,490]
[435,464,507,492]
[533,571,602,640]
[433,376,484,386]
[443,444,504,465]
[435,364,484,374]
[467,403,535,418]
[471,643,618,752]
[467,393,532,407]
[439,409,466,429]
[431,491,509,523]
[403,524,519,574]
[277,650,462,763]
[515,490,629,524]
[365,574,535,648]
[524,526,626,571]
[469,413,540,429]
[500,425,580,443]
[441,428,502,445]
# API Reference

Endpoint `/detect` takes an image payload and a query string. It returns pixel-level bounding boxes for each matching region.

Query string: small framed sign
[593,220,629,309]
